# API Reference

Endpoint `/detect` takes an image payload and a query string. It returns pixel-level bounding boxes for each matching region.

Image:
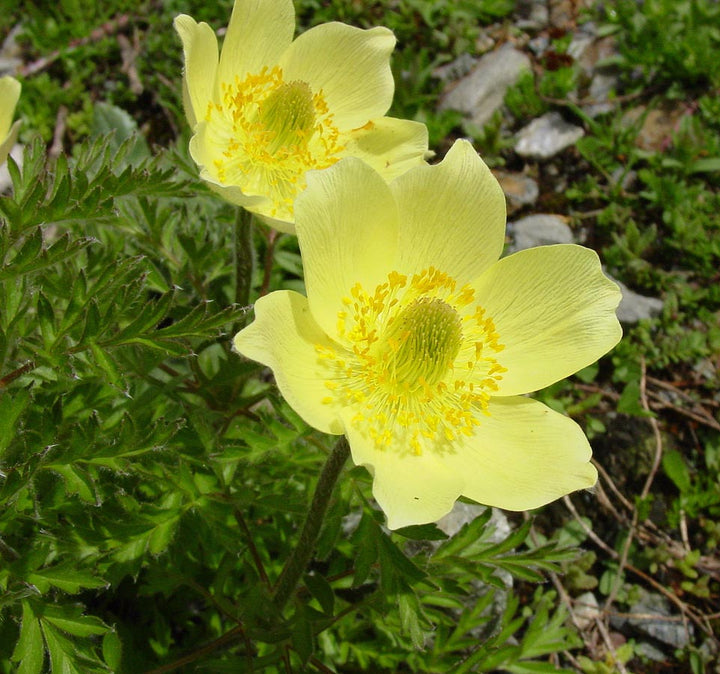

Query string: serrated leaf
[36,292,56,348]
[42,608,108,638]
[12,602,45,674]
[0,387,31,456]
[102,630,122,671]
[27,564,107,594]
[78,299,102,346]
[395,523,448,541]
[155,302,236,338]
[9,227,43,270]
[113,289,175,342]
[41,623,83,674]
[89,341,125,390]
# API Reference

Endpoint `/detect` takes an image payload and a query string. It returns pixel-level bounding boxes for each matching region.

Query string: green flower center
[257,80,316,154]
[377,297,462,391]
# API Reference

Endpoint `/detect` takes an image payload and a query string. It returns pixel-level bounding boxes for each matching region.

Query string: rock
[574,591,600,631]
[610,589,693,651]
[437,502,511,545]
[515,112,585,159]
[492,170,539,213]
[439,43,532,130]
[0,24,23,76]
[624,103,687,152]
[612,277,664,324]
[432,53,478,85]
[516,0,549,31]
[507,214,574,253]
[584,72,620,117]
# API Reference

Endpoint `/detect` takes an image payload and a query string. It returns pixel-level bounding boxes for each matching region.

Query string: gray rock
[516,0,550,31]
[507,214,574,253]
[574,591,600,631]
[515,112,585,159]
[492,170,539,213]
[432,53,478,85]
[612,277,664,324]
[0,25,23,76]
[437,502,511,546]
[439,43,532,130]
[584,72,620,117]
[610,590,693,651]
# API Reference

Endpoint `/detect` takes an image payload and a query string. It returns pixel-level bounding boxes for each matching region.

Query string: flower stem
[272,436,351,611]
[234,208,255,318]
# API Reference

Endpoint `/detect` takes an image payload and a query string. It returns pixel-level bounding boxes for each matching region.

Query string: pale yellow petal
[446,397,598,510]
[472,245,622,396]
[295,158,400,340]
[233,291,344,435]
[188,124,270,211]
[342,414,463,529]
[0,76,20,139]
[174,15,219,128]
[217,0,295,85]
[342,116,428,182]
[0,120,20,167]
[392,140,506,284]
[278,24,395,129]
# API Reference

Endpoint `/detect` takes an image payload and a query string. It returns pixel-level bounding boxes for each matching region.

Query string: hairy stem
[234,208,255,318]
[272,436,351,611]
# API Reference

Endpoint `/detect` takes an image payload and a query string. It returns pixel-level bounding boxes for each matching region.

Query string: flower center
[205,66,344,220]
[257,80,316,154]
[318,267,507,455]
[376,297,462,391]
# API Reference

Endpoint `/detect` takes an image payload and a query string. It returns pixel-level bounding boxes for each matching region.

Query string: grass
[1,0,719,672]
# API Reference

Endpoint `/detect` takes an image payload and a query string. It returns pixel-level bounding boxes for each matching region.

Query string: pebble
[611,277,665,324]
[439,43,532,130]
[506,213,574,253]
[492,170,539,213]
[515,112,585,159]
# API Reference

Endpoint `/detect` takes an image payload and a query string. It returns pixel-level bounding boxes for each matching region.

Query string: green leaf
[290,601,314,665]
[27,564,107,595]
[9,227,43,270]
[92,102,151,167]
[41,606,108,637]
[304,572,335,615]
[41,623,83,674]
[662,448,691,493]
[689,157,720,173]
[113,289,175,342]
[102,630,122,671]
[12,602,45,674]
[0,388,31,456]
[89,341,125,390]
[394,522,448,541]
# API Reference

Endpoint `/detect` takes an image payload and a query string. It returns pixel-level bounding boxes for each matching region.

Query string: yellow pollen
[317,267,506,456]
[205,66,344,220]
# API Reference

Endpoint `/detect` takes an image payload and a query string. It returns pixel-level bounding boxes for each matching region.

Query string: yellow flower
[233,140,623,529]
[0,76,21,167]
[174,0,428,234]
